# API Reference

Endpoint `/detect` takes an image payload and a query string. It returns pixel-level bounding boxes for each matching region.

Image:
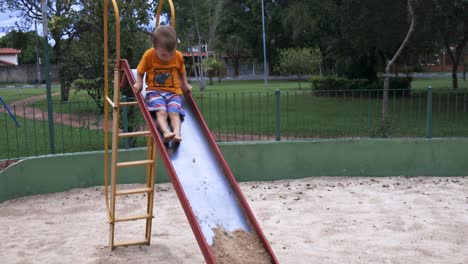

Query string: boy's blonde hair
[152,26,177,51]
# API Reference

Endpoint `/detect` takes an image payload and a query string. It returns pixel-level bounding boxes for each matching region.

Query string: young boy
[134,26,192,143]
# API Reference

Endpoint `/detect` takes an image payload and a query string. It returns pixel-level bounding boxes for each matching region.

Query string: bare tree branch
[382,0,416,123]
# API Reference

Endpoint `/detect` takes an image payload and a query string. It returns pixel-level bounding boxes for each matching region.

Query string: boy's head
[152,26,177,61]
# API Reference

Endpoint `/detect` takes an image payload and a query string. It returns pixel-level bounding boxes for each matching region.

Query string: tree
[203,57,224,85]
[432,0,468,89]
[276,47,321,88]
[1,0,153,101]
[224,35,250,77]
[0,30,44,64]
[1,0,83,101]
[383,0,416,124]
[172,0,224,90]
[216,1,264,72]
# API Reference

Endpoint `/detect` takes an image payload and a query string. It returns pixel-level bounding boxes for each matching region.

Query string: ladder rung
[106,96,116,108]
[119,101,138,106]
[114,239,149,247]
[118,131,150,138]
[116,160,154,167]
[116,187,153,196]
[115,213,152,223]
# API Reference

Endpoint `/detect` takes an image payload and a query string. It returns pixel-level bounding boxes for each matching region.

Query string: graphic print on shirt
[152,67,174,88]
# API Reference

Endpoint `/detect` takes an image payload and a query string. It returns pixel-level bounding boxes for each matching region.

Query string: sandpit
[0,176,467,264]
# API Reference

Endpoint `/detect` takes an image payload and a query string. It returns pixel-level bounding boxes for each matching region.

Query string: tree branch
[385,0,416,74]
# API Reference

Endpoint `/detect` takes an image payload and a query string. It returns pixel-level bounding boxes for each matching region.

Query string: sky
[0,12,19,37]
[0,11,43,38]
[0,10,157,39]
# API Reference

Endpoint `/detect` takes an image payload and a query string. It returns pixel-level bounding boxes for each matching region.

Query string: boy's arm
[179,70,192,94]
[133,72,144,93]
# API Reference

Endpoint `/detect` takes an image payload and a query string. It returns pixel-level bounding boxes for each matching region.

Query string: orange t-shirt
[137,48,186,94]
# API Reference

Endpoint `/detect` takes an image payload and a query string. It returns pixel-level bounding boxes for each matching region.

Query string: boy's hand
[133,82,143,93]
[184,82,193,94]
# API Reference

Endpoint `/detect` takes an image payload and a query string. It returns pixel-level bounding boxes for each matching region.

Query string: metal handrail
[103,0,120,225]
[155,0,176,28]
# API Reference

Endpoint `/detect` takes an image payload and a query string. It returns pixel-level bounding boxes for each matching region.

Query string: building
[0,48,21,66]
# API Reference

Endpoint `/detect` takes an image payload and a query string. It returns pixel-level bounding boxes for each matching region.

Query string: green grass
[0,113,105,159]
[0,87,60,104]
[195,90,467,139]
[30,89,102,117]
[2,78,465,103]
[411,77,468,90]
[192,77,468,93]
[2,77,467,159]
[191,79,301,93]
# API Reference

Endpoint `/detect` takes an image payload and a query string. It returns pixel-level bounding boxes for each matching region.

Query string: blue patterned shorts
[146,91,185,116]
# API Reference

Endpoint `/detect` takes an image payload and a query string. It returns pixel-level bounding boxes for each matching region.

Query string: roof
[0,48,21,54]
[181,51,208,57]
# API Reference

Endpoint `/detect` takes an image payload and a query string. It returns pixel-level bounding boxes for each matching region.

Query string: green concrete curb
[1,138,467,203]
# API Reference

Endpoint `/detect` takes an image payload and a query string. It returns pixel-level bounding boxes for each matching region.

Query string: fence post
[122,95,129,149]
[426,86,432,138]
[275,89,281,141]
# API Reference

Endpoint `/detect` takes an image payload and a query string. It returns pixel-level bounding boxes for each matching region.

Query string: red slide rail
[120,59,278,264]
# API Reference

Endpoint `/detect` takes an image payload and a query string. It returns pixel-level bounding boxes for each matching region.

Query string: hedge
[310,76,412,97]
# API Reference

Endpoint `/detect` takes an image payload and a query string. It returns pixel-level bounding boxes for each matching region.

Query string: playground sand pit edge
[0,176,467,264]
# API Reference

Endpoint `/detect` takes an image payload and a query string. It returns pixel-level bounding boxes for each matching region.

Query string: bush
[276,47,321,88]
[310,76,412,97]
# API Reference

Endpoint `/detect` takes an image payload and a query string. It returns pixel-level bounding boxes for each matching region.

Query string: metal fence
[1,88,467,160]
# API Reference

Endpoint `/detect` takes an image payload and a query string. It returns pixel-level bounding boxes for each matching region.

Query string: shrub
[310,76,412,97]
[276,47,322,88]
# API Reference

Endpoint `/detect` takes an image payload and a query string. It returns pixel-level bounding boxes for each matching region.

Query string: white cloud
[0,12,19,29]
[0,11,43,38]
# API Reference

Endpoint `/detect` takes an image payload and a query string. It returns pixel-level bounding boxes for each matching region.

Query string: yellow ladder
[103,61,158,249]
[103,0,157,250]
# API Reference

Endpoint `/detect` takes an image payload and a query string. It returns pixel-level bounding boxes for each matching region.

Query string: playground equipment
[103,1,278,263]
[0,96,20,127]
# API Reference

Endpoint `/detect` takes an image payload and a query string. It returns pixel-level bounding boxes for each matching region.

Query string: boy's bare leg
[156,110,175,142]
[169,112,182,142]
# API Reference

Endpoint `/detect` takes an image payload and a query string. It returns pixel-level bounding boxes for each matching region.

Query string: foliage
[0,30,45,64]
[310,76,412,97]
[72,77,104,111]
[276,47,321,88]
[430,0,468,89]
[1,0,467,90]
[203,57,224,85]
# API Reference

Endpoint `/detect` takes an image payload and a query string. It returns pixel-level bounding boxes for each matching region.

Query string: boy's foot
[173,134,182,143]
[163,132,175,143]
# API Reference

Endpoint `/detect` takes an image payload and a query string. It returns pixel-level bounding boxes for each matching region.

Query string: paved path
[1,93,106,130]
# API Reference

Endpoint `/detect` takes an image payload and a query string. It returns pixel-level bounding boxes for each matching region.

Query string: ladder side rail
[145,137,157,242]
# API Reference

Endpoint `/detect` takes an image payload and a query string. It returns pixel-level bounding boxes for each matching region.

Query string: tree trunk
[445,43,459,90]
[191,0,205,91]
[451,62,459,89]
[464,59,466,81]
[444,39,468,89]
[234,58,240,76]
[462,44,467,81]
[383,0,415,122]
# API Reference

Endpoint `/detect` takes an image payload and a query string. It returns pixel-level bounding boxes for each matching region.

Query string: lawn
[411,77,468,90]
[0,86,60,104]
[0,114,105,159]
[1,77,467,159]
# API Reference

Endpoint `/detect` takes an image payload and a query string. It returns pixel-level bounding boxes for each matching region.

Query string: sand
[210,227,272,264]
[0,176,467,264]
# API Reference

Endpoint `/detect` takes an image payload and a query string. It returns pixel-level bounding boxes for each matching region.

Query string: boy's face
[155,47,175,62]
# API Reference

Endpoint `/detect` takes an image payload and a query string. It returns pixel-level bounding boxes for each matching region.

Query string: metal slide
[120,60,278,264]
